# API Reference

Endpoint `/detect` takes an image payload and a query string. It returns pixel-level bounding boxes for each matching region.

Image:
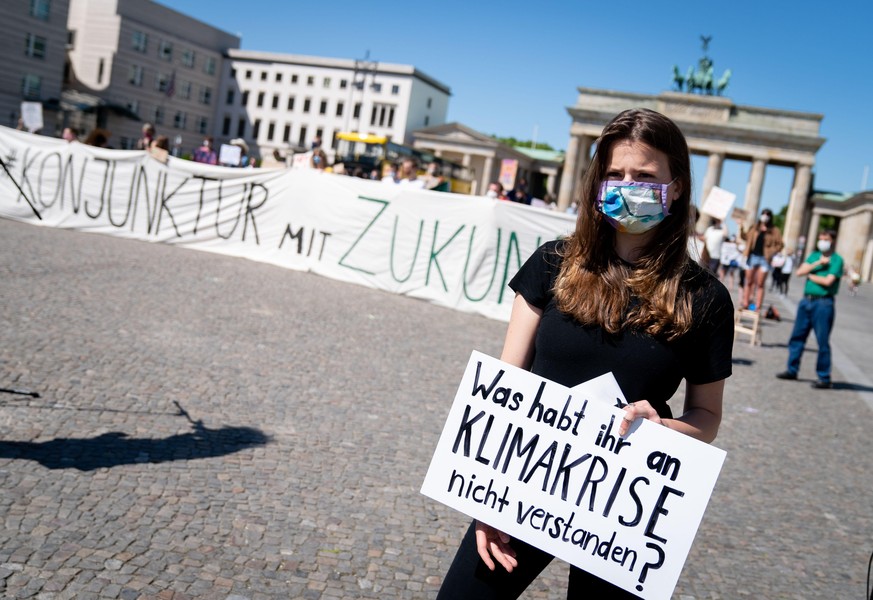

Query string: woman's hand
[618,400,662,436]
[475,521,518,572]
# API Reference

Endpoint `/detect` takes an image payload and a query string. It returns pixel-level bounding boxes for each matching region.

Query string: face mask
[485,190,499,199]
[817,239,832,253]
[760,214,770,224]
[597,180,672,234]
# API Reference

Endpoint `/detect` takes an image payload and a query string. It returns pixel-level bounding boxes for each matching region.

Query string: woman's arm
[476,293,543,572]
[618,379,724,443]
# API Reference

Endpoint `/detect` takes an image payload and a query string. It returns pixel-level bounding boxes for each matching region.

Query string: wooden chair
[734,309,762,346]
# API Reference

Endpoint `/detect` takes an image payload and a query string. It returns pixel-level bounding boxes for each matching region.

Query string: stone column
[481,154,494,196]
[805,210,821,260]
[784,163,813,252]
[557,134,581,211]
[700,152,725,206]
[743,157,767,226]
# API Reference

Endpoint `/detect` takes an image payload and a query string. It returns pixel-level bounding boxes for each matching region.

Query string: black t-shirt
[509,240,734,419]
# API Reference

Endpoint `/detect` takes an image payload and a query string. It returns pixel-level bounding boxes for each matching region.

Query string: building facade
[0,0,71,129]
[66,0,239,149]
[216,49,451,160]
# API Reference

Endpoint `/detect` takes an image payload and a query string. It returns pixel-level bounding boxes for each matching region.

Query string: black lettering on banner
[338,195,389,276]
[36,152,62,209]
[192,175,217,235]
[279,224,331,259]
[60,154,86,214]
[425,221,465,292]
[16,148,39,207]
[242,182,268,244]
[389,215,424,283]
[214,180,246,240]
[106,160,137,229]
[85,158,111,219]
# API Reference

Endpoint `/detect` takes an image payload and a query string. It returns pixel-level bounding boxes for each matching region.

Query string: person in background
[769,249,787,292]
[776,229,843,389]
[135,123,155,150]
[703,218,727,273]
[62,127,79,142]
[485,182,508,201]
[718,234,740,291]
[84,128,111,148]
[437,108,733,599]
[740,208,783,310]
[777,247,794,296]
[397,158,425,188]
[193,136,218,165]
[310,148,328,170]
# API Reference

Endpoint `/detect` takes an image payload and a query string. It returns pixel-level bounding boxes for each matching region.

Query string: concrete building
[807,191,873,283]
[66,0,239,150]
[0,0,71,130]
[411,122,563,197]
[216,49,451,160]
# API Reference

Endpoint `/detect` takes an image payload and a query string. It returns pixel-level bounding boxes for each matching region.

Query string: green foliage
[489,134,554,151]
[774,205,787,231]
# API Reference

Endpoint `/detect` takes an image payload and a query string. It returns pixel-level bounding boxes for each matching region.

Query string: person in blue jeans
[776,230,843,389]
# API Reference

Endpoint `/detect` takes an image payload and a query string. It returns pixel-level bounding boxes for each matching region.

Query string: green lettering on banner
[462,226,501,303]
[338,195,389,276]
[389,215,424,283]
[426,221,465,291]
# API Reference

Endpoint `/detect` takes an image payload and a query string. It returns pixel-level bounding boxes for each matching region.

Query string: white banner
[421,352,726,600]
[0,126,574,321]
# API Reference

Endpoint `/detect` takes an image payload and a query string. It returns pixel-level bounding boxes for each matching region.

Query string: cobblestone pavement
[1,217,871,600]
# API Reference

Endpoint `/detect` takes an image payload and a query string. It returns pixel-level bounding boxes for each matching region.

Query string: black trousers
[436,521,640,599]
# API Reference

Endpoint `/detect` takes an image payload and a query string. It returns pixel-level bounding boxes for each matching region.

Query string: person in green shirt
[776,230,844,389]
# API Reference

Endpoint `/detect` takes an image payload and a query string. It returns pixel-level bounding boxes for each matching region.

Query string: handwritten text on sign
[421,351,726,600]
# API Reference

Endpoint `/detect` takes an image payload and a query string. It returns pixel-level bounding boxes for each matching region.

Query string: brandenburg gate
[556,87,825,250]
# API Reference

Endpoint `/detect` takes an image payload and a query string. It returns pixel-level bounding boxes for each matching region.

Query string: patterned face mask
[597,180,674,234]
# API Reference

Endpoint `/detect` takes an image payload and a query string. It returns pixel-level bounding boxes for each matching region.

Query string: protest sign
[20,102,43,133]
[421,352,726,599]
[700,186,736,221]
[218,143,242,166]
[498,158,518,190]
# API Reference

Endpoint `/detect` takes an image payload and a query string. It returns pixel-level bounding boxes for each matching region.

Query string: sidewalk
[1,218,871,599]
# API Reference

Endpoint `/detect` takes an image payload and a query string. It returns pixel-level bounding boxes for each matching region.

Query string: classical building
[0,0,71,129]
[558,88,825,252]
[807,191,873,282]
[66,0,239,149]
[216,50,451,159]
[411,122,563,197]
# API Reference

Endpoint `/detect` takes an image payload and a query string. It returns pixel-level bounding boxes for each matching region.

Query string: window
[237,118,245,137]
[315,127,323,141]
[153,106,165,125]
[287,96,295,111]
[291,74,298,83]
[283,124,291,143]
[267,121,275,141]
[275,73,282,82]
[424,115,430,126]
[132,30,148,53]
[427,97,432,108]
[25,33,47,59]
[199,86,212,105]
[245,69,252,80]
[128,64,143,86]
[126,100,139,115]
[323,77,331,88]
[353,103,361,119]
[67,29,75,50]
[371,82,382,93]
[230,68,236,78]
[21,74,42,99]
[319,100,327,115]
[159,39,172,61]
[257,91,265,107]
[271,94,279,109]
[29,0,50,20]
[370,103,396,128]
[306,75,314,86]
[252,119,261,139]
[204,56,216,75]
[173,111,187,129]
[388,107,395,128]
[197,116,209,135]
[391,84,400,95]
[260,71,267,81]
[222,115,231,136]
[182,49,195,68]
[340,79,348,89]
[241,90,249,106]
[155,73,169,93]
[226,89,235,105]
[298,126,307,147]
[97,58,104,83]
[336,102,344,117]
[179,80,191,100]
[303,98,311,113]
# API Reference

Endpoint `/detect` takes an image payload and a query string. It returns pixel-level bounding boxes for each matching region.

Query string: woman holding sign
[437,108,734,599]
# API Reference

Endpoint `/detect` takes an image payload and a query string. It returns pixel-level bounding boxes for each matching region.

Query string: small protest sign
[218,143,242,166]
[20,101,43,133]
[421,351,726,600]
[701,186,736,221]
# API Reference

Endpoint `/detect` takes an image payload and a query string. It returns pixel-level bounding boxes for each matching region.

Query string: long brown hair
[555,108,696,339]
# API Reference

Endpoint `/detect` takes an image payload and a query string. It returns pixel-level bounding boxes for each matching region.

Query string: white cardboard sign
[700,186,736,221]
[422,351,726,599]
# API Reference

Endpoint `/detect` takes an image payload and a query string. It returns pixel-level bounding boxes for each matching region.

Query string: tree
[489,134,555,151]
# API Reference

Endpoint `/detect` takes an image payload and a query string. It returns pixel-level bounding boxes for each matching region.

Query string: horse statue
[671,65,685,91]
[715,69,732,95]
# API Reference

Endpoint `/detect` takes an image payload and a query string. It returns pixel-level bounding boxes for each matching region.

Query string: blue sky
[166,0,872,225]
